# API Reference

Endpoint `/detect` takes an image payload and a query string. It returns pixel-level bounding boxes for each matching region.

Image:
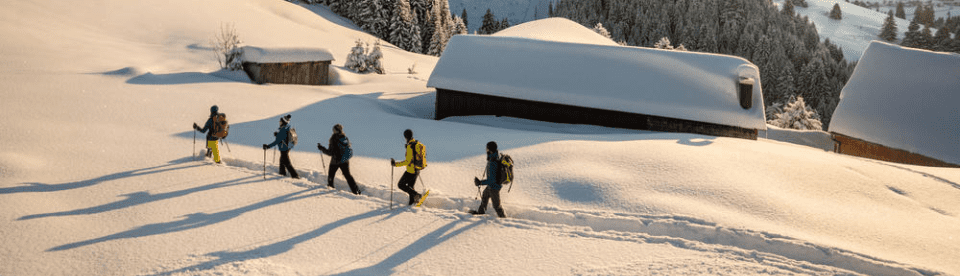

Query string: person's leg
[398,172,419,205]
[477,187,491,214]
[207,140,220,163]
[340,162,360,194]
[327,163,340,188]
[490,189,505,218]
[278,150,288,176]
[286,152,299,178]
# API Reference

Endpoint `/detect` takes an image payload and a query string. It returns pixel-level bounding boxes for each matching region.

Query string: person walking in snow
[318,124,360,195]
[391,129,424,205]
[193,105,224,163]
[263,114,299,179]
[471,141,506,218]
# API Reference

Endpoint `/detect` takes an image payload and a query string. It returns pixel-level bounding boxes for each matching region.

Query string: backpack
[337,136,353,163]
[211,113,229,139]
[496,154,514,190]
[284,127,298,146]
[409,140,427,170]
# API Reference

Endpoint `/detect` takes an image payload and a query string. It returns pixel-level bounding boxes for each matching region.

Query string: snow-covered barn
[427,18,767,140]
[829,41,960,167]
[241,46,335,85]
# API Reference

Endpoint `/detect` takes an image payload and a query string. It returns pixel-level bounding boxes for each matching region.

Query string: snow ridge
[214,156,941,276]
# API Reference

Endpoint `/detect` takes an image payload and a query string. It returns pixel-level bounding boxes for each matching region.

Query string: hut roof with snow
[427,18,766,139]
[829,41,960,167]
[241,46,335,85]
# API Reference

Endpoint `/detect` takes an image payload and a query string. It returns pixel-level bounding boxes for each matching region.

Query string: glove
[317,143,326,151]
[262,144,269,150]
[474,177,481,186]
[193,123,200,131]
[273,131,278,136]
[390,158,396,166]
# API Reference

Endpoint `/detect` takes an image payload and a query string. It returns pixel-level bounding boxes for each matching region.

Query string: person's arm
[264,128,285,149]
[394,144,414,167]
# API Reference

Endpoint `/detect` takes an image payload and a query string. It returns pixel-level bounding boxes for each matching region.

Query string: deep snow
[1,0,959,275]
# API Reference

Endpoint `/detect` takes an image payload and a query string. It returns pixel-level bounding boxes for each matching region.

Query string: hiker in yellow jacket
[391,129,425,205]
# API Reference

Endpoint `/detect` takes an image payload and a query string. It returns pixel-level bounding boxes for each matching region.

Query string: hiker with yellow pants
[193,105,227,163]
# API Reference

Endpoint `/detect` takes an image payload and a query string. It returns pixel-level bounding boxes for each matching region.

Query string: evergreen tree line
[307,0,466,56]
[550,0,854,128]
[879,4,960,53]
[476,9,513,34]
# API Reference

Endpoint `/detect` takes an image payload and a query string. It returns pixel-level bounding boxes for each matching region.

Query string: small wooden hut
[240,46,335,85]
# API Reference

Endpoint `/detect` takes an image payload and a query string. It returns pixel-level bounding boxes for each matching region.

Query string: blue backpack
[337,136,353,163]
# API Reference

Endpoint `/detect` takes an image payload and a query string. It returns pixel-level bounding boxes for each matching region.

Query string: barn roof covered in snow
[427,18,767,131]
[240,46,335,63]
[829,41,960,165]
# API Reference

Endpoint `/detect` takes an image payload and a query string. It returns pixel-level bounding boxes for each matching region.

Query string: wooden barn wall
[242,61,330,85]
[832,133,959,168]
[436,89,758,140]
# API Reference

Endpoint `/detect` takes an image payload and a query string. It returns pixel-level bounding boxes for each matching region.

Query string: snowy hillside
[773,0,923,60]
[2,0,960,275]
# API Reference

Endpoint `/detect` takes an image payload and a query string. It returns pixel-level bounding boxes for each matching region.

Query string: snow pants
[328,162,359,194]
[397,171,420,205]
[206,140,221,163]
[478,186,505,218]
[278,150,299,179]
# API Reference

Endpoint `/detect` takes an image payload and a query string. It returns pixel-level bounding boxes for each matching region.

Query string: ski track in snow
[212,155,939,276]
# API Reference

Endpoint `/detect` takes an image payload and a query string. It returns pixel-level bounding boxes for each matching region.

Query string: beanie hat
[281,114,291,125]
[403,129,413,140]
[333,124,343,134]
[486,141,498,151]
[210,105,219,114]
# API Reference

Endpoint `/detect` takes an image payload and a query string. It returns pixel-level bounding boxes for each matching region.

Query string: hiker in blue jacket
[471,141,506,218]
[318,124,360,194]
[263,114,299,179]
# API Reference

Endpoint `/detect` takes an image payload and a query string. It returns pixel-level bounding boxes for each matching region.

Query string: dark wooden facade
[242,61,331,85]
[436,89,758,140]
[832,132,959,167]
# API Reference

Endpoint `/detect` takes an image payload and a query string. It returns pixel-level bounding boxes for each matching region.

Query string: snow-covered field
[2,0,959,275]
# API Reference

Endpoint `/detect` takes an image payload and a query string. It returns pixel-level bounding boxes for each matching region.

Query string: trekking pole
[418,174,429,193]
[390,165,394,210]
[221,139,232,153]
[193,129,196,158]
[263,149,267,180]
[273,148,277,165]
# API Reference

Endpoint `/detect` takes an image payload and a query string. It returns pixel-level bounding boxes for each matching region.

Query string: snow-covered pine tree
[902,18,922,47]
[895,2,906,19]
[408,16,423,54]
[427,23,444,56]
[479,9,498,34]
[829,3,842,20]
[593,22,612,39]
[345,39,368,73]
[366,40,385,74]
[461,8,468,30]
[767,96,823,131]
[654,37,674,50]
[357,0,385,37]
[880,11,898,42]
[452,15,467,36]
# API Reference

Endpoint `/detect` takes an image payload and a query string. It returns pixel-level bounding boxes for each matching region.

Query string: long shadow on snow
[0,157,201,195]
[149,208,438,276]
[328,219,482,275]
[48,188,329,252]
[19,174,264,221]
[174,93,714,164]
